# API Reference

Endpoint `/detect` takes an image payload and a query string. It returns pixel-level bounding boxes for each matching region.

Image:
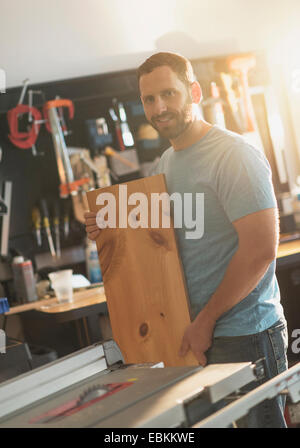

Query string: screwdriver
[63,199,70,238]
[40,199,56,258]
[32,206,42,246]
[53,201,61,258]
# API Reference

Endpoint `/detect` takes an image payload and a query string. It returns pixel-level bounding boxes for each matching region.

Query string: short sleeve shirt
[155,125,284,337]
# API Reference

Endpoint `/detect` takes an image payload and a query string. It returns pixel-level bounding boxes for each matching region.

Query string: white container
[48,269,73,303]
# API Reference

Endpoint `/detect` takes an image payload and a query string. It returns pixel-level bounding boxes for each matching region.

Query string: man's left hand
[179,310,216,366]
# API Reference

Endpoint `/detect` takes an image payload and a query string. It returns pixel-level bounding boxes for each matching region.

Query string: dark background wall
[0,69,145,265]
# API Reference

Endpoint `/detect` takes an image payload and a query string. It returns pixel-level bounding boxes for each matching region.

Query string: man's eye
[164,90,175,97]
[145,97,154,104]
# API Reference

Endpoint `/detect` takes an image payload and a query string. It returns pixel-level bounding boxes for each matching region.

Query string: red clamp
[43,99,74,133]
[59,177,90,197]
[7,104,42,149]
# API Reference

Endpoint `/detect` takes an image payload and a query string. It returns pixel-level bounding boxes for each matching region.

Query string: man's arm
[179,207,279,365]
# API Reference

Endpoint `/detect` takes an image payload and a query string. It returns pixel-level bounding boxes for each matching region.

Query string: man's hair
[137,52,195,88]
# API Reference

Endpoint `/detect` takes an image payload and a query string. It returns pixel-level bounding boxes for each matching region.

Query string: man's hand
[84,211,101,241]
[179,310,216,366]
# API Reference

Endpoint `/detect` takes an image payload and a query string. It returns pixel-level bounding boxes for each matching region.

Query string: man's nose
[153,96,167,116]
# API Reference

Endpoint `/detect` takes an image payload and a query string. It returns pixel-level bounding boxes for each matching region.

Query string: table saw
[0,340,300,428]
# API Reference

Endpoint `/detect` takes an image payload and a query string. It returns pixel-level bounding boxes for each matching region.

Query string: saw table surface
[2,343,299,428]
[0,357,255,428]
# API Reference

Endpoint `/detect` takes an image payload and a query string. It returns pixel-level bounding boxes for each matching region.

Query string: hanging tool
[202,82,226,128]
[104,146,139,171]
[7,79,44,154]
[63,199,70,238]
[32,206,42,247]
[40,199,56,258]
[43,99,90,198]
[28,90,44,122]
[64,213,69,239]
[78,151,104,188]
[18,79,30,105]
[69,149,112,224]
[0,181,12,257]
[227,54,257,132]
[28,90,45,157]
[55,95,72,137]
[109,104,125,151]
[7,104,42,149]
[220,72,244,133]
[116,101,134,147]
[53,201,61,259]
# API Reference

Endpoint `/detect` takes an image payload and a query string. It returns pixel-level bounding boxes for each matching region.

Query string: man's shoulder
[208,126,264,160]
[208,126,252,149]
[150,146,172,175]
[157,145,173,166]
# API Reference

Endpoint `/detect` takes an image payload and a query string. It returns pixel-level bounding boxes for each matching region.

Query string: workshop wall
[0,68,149,273]
[0,0,299,88]
[1,0,300,190]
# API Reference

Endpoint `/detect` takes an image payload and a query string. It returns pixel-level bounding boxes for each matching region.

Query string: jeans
[206,318,288,428]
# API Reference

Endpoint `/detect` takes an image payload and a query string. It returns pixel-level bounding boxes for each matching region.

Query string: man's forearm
[199,248,275,324]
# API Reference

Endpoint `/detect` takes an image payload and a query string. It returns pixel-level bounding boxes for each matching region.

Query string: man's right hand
[84,211,101,241]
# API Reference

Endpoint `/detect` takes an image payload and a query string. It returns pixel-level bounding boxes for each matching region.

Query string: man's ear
[191,81,202,104]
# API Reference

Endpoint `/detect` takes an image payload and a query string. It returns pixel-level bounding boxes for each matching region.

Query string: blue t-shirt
[154,125,285,337]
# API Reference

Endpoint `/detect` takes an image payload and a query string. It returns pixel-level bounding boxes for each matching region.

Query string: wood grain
[87,174,198,366]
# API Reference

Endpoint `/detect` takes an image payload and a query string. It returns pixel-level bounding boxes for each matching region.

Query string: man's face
[139,65,194,140]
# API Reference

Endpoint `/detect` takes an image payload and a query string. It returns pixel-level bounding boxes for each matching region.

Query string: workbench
[3,286,108,357]
[4,285,106,317]
[277,236,300,269]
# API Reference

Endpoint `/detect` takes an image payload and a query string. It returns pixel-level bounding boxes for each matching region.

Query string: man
[85,52,288,427]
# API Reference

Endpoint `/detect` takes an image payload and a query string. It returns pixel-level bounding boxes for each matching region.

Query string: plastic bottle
[12,256,37,303]
[85,238,103,284]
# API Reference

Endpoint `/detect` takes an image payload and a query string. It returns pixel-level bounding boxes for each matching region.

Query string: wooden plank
[87,174,198,367]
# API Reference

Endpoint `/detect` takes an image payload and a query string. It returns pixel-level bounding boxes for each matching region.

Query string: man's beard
[150,101,193,140]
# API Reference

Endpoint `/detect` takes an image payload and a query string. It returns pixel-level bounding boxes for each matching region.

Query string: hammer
[228,54,256,132]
